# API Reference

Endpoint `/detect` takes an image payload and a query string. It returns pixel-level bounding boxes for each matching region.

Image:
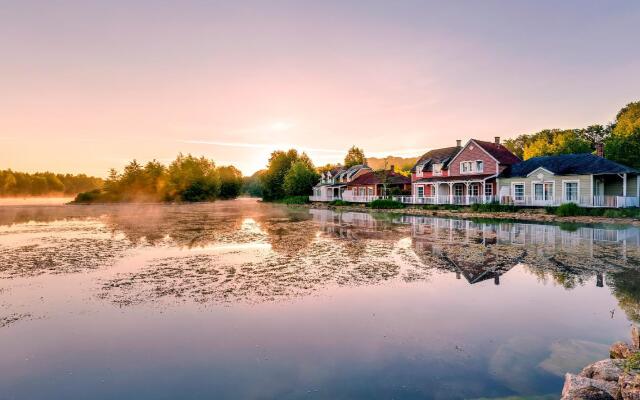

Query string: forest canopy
[0,170,102,197]
[503,101,640,168]
[74,154,242,203]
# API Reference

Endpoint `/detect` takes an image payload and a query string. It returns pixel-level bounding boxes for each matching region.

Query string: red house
[412,137,520,204]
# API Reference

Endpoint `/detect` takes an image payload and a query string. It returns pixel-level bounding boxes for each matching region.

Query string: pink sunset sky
[1,1,639,176]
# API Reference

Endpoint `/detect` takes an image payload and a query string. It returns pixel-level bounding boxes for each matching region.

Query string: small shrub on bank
[423,204,461,211]
[555,203,582,217]
[278,196,309,204]
[369,199,405,209]
[547,204,640,219]
[470,202,520,213]
[329,200,350,206]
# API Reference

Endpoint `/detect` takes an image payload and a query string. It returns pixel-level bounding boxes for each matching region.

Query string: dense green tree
[166,154,220,202]
[522,130,592,159]
[260,149,299,201]
[242,170,264,197]
[613,101,640,136]
[604,102,640,169]
[283,160,320,196]
[217,165,243,199]
[73,153,241,203]
[605,127,640,169]
[344,146,366,168]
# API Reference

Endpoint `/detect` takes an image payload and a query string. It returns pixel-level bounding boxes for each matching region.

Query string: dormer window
[432,163,442,175]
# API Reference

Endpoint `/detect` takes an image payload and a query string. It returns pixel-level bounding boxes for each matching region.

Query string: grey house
[497,153,639,208]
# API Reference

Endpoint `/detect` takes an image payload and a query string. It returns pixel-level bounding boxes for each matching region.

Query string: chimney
[596,142,604,157]
[456,139,461,147]
[494,136,501,145]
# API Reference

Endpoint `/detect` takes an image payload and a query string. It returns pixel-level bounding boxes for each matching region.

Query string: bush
[73,189,104,203]
[329,200,350,206]
[603,209,625,218]
[278,196,310,204]
[369,199,405,209]
[470,202,520,213]
[555,203,582,217]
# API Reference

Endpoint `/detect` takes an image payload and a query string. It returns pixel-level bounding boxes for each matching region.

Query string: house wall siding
[498,171,592,201]
[449,143,498,176]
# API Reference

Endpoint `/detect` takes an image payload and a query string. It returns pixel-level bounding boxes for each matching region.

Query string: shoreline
[302,202,640,227]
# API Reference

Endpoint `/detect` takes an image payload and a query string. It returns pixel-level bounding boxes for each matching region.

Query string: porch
[499,173,639,208]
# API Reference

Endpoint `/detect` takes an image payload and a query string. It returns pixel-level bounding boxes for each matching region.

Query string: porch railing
[309,195,339,202]
[341,194,382,203]
[501,195,639,208]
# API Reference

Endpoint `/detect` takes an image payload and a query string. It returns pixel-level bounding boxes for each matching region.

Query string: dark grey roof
[501,153,637,178]
[411,146,461,173]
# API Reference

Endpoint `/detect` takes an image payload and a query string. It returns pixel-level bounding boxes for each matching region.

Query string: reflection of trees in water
[608,269,640,322]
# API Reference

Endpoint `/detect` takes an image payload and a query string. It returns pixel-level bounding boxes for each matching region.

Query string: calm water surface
[1,198,639,399]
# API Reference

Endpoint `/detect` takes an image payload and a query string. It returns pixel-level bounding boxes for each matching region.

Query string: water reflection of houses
[400,214,640,286]
[311,209,640,287]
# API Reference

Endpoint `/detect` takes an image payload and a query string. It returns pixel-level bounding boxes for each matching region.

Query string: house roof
[501,153,637,178]
[347,170,411,186]
[335,164,369,181]
[415,174,496,183]
[411,146,461,173]
[473,140,522,165]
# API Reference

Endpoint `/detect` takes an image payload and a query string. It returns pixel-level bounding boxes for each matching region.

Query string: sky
[1,0,639,177]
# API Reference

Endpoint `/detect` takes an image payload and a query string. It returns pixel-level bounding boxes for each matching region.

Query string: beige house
[497,153,639,208]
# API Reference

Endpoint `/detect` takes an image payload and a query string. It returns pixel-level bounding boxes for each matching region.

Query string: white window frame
[432,163,443,176]
[512,182,525,202]
[454,184,464,197]
[532,181,555,203]
[469,183,480,196]
[368,187,374,196]
[459,160,485,175]
[563,180,580,203]
[484,183,493,197]
[417,186,424,197]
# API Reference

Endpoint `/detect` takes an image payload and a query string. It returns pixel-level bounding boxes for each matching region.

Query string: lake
[1,198,639,400]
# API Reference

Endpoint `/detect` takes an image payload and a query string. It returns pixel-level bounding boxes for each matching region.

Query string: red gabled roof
[347,170,411,186]
[473,140,521,165]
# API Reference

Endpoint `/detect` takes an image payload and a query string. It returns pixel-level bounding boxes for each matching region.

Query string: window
[513,184,525,201]
[564,181,578,202]
[417,186,424,197]
[534,182,554,201]
[460,161,484,174]
[485,183,493,197]
[368,187,374,196]
[469,184,479,196]
[432,163,442,175]
[454,184,464,196]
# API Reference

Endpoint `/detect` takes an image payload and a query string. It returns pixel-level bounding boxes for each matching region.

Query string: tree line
[0,170,103,197]
[243,146,368,201]
[503,101,640,168]
[75,154,242,203]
